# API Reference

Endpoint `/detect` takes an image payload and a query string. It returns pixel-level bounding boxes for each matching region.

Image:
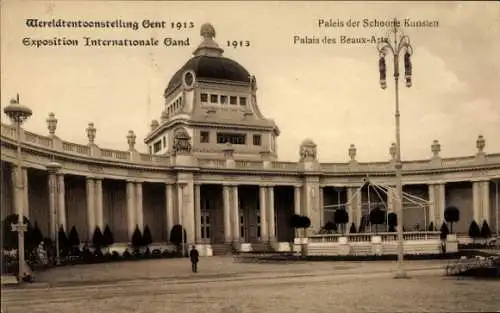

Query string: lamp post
[3,94,32,282]
[47,161,62,265]
[495,179,499,249]
[377,18,413,279]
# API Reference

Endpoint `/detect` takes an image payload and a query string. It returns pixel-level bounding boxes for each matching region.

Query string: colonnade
[6,164,498,245]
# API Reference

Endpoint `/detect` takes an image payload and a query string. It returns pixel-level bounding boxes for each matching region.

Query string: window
[200,93,208,102]
[239,97,247,106]
[153,140,162,153]
[210,94,218,103]
[253,134,261,146]
[220,95,228,104]
[230,96,237,105]
[216,132,246,145]
[201,211,211,240]
[162,136,166,148]
[200,131,209,143]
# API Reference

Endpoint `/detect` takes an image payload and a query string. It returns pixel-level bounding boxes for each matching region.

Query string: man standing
[189,245,199,273]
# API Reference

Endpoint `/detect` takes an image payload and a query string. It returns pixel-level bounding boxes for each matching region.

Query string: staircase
[250,242,275,253]
[211,243,233,256]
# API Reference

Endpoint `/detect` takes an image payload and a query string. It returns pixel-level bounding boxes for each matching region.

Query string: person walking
[189,245,199,273]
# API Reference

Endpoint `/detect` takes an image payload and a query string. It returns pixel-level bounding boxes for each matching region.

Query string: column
[259,186,268,241]
[57,174,67,231]
[48,173,57,240]
[223,185,231,243]
[473,180,491,224]
[22,168,29,219]
[11,166,22,219]
[481,180,490,224]
[194,184,202,243]
[126,180,136,239]
[428,184,436,227]
[437,183,446,226]
[347,187,362,228]
[165,184,174,241]
[232,185,240,243]
[294,185,301,237]
[355,188,362,228]
[319,186,324,227]
[95,178,104,230]
[86,177,96,240]
[135,182,144,231]
[267,186,276,241]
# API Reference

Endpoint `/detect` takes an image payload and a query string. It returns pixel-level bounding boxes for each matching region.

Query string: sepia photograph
[1,1,499,312]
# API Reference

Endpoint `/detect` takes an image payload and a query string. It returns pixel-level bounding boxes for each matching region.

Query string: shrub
[427,222,435,231]
[142,225,153,246]
[388,212,397,231]
[102,224,115,248]
[131,225,143,249]
[58,226,70,257]
[92,227,104,250]
[334,208,349,233]
[30,222,44,248]
[480,220,491,239]
[324,221,336,233]
[440,222,449,240]
[444,206,460,233]
[68,226,80,247]
[369,207,386,233]
[299,216,311,228]
[290,214,301,229]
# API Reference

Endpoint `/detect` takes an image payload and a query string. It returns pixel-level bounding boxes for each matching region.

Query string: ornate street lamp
[3,94,32,282]
[46,161,62,265]
[377,18,413,279]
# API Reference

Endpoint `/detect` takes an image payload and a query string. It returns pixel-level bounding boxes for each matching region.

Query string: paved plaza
[2,257,500,313]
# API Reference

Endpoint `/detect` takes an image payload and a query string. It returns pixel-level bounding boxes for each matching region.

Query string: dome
[164,22,251,97]
[164,55,250,96]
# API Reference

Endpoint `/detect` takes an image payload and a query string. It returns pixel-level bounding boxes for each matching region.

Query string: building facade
[1,23,500,254]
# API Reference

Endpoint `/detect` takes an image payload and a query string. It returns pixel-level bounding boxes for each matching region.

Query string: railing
[308,231,441,243]
[1,122,499,172]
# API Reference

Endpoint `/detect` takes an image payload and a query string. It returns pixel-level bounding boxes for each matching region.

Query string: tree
[142,225,153,246]
[68,226,80,247]
[480,220,491,239]
[2,214,33,251]
[92,227,104,253]
[299,215,311,237]
[468,221,481,247]
[369,207,386,233]
[131,225,143,248]
[102,224,115,249]
[387,212,397,232]
[334,208,349,234]
[169,224,186,252]
[290,214,302,234]
[31,222,44,247]
[349,222,357,234]
[57,226,70,257]
[427,222,435,231]
[358,214,369,233]
[444,206,460,233]
[440,222,449,240]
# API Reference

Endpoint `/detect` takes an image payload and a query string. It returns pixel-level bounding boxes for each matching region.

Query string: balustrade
[1,122,498,172]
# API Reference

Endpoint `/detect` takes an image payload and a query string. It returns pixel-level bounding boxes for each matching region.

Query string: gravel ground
[2,257,499,313]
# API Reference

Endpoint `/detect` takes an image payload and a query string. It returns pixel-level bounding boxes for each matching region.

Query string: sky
[1,1,499,162]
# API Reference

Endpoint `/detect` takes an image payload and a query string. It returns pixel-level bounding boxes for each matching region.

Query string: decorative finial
[150,119,159,132]
[476,135,485,153]
[193,22,223,57]
[86,122,96,144]
[200,23,216,40]
[127,130,136,150]
[431,140,441,157]
[348,144,357,162]
[389,142,396,160]
[10,94,20,104]
[46,112,58,136]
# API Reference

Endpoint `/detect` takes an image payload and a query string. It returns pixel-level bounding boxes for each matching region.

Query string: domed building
[1,23,499,256]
